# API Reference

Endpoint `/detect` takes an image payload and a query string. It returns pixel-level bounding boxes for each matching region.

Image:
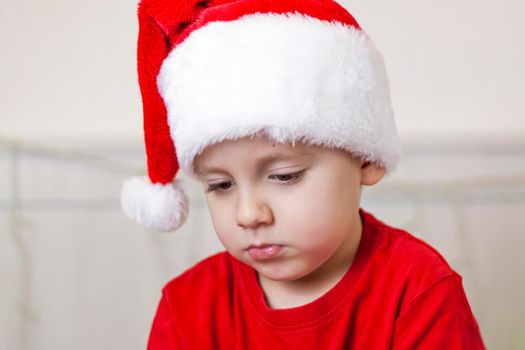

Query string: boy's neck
[258,214,363,309]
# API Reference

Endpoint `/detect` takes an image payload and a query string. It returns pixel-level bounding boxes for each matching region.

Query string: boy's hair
[121,0,400,232]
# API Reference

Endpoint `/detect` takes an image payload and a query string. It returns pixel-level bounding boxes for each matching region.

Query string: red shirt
[147,210,486,349]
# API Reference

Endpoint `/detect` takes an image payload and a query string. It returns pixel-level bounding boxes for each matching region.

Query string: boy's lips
[246,244,283,261]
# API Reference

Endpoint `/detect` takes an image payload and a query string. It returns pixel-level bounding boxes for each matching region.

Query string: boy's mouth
[246,244,283,261]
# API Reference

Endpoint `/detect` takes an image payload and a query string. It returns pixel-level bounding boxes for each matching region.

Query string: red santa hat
[121,0,400,232]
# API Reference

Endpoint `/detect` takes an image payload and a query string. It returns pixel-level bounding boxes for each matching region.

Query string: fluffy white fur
[157,13,400,177]
[121,176,188,232]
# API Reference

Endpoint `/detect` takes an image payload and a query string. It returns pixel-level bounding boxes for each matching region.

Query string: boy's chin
[251,262,313,283]
[231,251,317,282]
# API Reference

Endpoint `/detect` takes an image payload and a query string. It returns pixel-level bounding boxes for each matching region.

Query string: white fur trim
[158,13,400,176]
[120,176,188,232]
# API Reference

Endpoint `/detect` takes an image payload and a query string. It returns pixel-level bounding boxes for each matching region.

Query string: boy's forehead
[193,138,318,175]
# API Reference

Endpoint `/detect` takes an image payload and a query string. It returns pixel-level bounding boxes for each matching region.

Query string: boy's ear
[360,161,386,186]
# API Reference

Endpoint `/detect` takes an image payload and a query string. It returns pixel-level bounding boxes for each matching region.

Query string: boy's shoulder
[157,252,240,335]
[363,210,457,294]
[161,251,236,297]
[384,216,450,263]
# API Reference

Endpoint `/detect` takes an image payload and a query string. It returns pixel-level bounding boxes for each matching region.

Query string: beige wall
[1,0,524,140]
[350,0,525,138]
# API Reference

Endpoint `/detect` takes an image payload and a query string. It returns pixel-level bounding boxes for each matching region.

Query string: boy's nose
[236,192,274,229]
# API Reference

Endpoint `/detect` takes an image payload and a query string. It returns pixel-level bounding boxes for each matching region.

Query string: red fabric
[172,0,361,47]
[147,210,486,349]
[139,0,360,49]
[137,6,179,184]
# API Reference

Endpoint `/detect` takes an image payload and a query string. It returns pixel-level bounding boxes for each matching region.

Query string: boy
[121,0,486,348]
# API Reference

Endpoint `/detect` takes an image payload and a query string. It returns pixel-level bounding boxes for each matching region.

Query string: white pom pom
[120,176,189,232]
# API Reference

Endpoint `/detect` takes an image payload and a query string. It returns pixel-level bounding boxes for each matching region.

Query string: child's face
[193,136,384,282]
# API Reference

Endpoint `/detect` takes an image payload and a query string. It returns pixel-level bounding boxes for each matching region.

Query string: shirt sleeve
[392,272,486,350]
[147,292,183,350]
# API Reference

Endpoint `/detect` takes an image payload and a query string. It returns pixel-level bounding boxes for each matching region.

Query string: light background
[1,0,524,349]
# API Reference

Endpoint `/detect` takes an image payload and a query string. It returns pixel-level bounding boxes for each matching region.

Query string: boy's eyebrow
[194,148,315,176]
[255,150,312,170]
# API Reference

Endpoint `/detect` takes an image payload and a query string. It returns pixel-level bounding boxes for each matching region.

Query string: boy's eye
[206,181,233,193]
[205,170,305,193]
[269,170,305,184]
